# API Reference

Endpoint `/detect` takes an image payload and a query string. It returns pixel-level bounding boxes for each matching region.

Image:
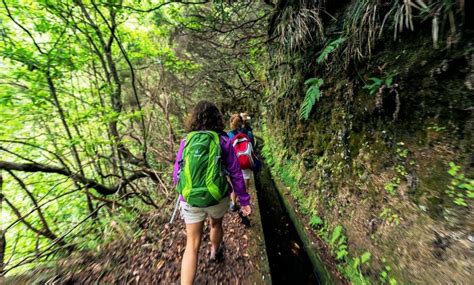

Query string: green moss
[262,12,472,282]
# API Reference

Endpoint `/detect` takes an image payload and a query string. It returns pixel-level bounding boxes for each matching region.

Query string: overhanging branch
[105,0,210,13]
[0,161,148,195]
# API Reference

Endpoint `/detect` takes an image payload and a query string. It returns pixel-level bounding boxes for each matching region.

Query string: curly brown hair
[186,100,224,132]
[229,114,243,130]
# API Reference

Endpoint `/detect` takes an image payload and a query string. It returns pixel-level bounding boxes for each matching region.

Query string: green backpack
[176,131,228,207]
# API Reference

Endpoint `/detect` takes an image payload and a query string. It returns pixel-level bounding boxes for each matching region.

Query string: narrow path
[157,211,266,284]
[8,168,323,285]
[7,212,266,284]
[7,180,270,284]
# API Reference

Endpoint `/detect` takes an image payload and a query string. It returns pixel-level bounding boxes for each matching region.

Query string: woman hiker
[227,114,255,211]
[173,101,252,285]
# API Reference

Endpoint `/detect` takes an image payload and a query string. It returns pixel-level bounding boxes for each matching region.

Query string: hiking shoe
[229,202,239,212]
[238,211,251,228]
[210,244,225,262]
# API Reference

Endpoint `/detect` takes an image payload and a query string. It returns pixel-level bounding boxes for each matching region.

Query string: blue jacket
[227,128,254,145]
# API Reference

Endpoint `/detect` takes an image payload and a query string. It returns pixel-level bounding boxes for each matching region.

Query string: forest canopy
[0,0,268,275]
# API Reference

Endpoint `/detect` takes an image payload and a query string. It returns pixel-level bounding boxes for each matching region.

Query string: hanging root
[375,84,385,111]
[392,84,400,122]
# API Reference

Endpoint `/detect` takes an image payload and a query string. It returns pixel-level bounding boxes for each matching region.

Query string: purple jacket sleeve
[220,136,251,206]
[173,139,186,186]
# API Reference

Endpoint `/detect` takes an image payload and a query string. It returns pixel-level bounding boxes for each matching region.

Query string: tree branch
[0,161,148,195]
[0,140,72,171]
[7,171,57,239]
[5,188,81,232]
[106,0,210,13]
[2,202,108,274]
[1,0,45,54]
[1,195,56,241]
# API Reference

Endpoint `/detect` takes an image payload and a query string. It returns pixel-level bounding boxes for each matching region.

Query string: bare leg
[209,216,224,258]
[230,191,236,204]
[181,221,204,285]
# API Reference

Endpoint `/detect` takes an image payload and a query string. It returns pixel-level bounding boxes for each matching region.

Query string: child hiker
[173,101,251,285]
[228,114,255,211]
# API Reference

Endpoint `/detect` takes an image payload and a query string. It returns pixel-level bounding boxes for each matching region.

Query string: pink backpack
[231,132,254,169]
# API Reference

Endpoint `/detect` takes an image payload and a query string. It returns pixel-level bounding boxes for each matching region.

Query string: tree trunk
[0,171,6,277]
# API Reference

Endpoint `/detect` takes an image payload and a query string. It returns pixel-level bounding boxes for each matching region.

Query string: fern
[317,37,346,64]
[299,78,323,121]
[309,215,324,229]
[363,74,396,95]
[363,77,383,95]
[330,225,343,245]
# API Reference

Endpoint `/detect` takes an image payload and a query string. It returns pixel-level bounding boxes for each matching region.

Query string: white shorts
[180,196,230,224]
[242,169,253,180]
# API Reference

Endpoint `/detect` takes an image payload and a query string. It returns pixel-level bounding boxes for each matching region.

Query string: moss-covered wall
[260,1,473,283]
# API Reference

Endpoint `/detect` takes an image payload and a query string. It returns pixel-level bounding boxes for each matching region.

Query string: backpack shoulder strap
[204,131,222,201]
[234,131,249,139]
[208,131,220,150]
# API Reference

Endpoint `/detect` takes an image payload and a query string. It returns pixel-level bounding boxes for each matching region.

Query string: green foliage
[447,162,474,206]
[309,215,324,229]
[336,244,349,261]
[360,251,371,264]
[261,127,300,190]
[379,258,398,284]
[299,197,311,215]
[299,78,323,121]
[395,165,407,176]
[343,251,372,285]
[379,207,401,225]
[384,179,399,196]
[328,225,349,261]
[383,142,410,196]
[395,142,409,159]
[427,124,446,132]
[261,142,275,167]
[317,37,346,64]
[262,124,374,284]
[363,75,395,95]
[0,0,188,274]
[363,77,383,95]
[330,225,343,245]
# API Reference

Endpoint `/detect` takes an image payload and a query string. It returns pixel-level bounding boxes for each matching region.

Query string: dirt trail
[9,212,261,284]
[156,211,262,284]
[7,182,270,285]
